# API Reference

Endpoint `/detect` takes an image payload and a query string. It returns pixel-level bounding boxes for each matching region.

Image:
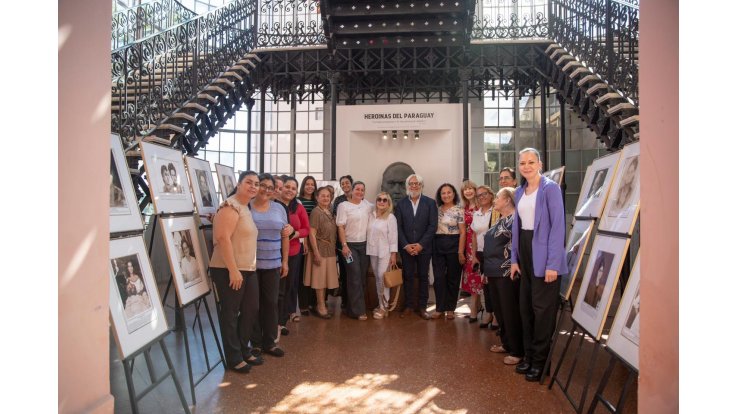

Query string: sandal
[290,313,301,323]
[490,344,508,353]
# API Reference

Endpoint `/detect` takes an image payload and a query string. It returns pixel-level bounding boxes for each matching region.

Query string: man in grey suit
[395,173,438,319]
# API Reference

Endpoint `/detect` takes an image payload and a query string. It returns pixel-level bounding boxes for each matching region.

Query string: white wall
[336,103,466,200]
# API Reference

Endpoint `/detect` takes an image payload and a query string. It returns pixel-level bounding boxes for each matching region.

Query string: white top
[518,188,538,230]
[366,212,398,258]
[471,207,494,252]
[410,196,421,215]
[336,199,374,242]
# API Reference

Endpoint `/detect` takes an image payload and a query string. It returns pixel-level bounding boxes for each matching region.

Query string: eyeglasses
[259,184,275,192]
[377,197,389,203]
[408,182,421,187]
[499,176,513,181]
[477,192,491,198]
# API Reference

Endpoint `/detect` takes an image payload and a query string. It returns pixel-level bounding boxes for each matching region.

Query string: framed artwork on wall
[215,163,236,202]
[140,142,194,214]
[598,142,641,235]
[543,166,565,186]
[560,219,595,301]
[572,234,630,339]
[574,152,621,219]
[185,156,218,222]
[159,216,211,305]
[606,253,640,370]
[109,236,168,359]
[110,134,144,233]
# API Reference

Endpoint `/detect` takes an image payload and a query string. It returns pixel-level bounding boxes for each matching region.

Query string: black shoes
[418,310,431,320]
[264,347,285,357]
[525,367,543,382]
[515,361,531,374]
[280,326,290,336]
[245,354,264,366]
[232,362,252,374]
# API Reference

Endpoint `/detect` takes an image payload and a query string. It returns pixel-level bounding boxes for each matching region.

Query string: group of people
[209,147,567,384]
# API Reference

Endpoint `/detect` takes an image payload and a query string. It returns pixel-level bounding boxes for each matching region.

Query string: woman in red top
[280,176,311,334]
[460,180,483,320]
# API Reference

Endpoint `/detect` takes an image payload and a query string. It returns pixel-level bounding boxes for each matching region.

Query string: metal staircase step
[596,92,625,105]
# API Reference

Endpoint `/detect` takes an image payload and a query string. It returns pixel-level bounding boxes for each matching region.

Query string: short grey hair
[519,147,541,161]
[405,173,424,188]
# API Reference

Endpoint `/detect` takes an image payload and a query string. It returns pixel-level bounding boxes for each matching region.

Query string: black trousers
[488,276,524,358]
[476,251,494,314]
[282,251,302,325]
[401,251,431,310]
[432,235,462,312]
[250,268,281,350]
[210,267,258,368]
[345,242,369,317]
[337,247,349,305]
[518,229,561,367]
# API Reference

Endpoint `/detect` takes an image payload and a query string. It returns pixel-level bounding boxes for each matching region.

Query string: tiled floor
[110,286,636,413]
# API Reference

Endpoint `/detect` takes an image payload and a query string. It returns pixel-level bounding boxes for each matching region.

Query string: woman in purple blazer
[510,148,568,382]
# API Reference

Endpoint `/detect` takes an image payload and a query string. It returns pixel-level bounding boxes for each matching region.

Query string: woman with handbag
[366,191,398,319]
[431,183,466,319]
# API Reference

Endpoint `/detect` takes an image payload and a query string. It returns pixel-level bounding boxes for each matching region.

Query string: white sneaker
[373,309,387,319]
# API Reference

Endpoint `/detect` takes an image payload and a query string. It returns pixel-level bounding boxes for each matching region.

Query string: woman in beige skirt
[305,186,339,318]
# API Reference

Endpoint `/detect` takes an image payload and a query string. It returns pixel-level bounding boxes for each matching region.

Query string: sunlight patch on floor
[268,373,468,413]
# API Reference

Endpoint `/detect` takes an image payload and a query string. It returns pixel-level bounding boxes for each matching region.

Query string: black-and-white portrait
[608,155,639,218]
[380,161,415,204]
[586,169,608,200]
[111,254,153,333]
[160,161,183,194]
[583,250,614,310]
[221,174,235,197]
[622,287,640,344]
[173,230,203,287]
[110,152,127,209]
[196,169,214,207]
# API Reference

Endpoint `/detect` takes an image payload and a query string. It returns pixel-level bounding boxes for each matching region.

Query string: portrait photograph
[140,141,195,214]
[543,166,565,185]
[160,215,211,305]
[184,156,218,221]
[599,142,641,235]
[574,151,621,218]
[606,254,641,370]
[109,236,168,359]
[215,163,237,203]
[560,220,594,301]
[109,134,144,233]
[572,234,630,340]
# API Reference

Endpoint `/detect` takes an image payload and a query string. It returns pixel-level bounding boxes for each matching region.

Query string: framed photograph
[560,219,595,301]
[606,253,640,370]
[543,166,565,185]
[598,142,641,235]
[574,152,621,218]
[109,236,168,359]
[572,234,630,339]
[140,141,194,214]
[110,134,144,233]
[159,215,210,305]
[215,163,237,202]
[185,156,218,222]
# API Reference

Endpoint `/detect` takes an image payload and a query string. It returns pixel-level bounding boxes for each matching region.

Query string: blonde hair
[460,179,478,209]
[497,187,516,208]
[375,191,394,219]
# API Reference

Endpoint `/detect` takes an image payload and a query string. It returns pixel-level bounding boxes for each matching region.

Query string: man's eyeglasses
[377,197,389,203]
[408,182,421,187]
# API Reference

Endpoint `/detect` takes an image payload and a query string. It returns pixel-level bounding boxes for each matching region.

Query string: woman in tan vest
[209,170,261,373]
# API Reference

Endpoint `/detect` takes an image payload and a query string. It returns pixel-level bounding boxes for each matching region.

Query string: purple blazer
[511,175,568,277]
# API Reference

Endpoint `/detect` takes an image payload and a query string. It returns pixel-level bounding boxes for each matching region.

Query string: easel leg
[542,299,568,384]
[122,358,140,414]
[587,353,616,414]
[193,298,211,370]
[549,322,578,390]
[203,295,226,364]
[577,341,601,414]
[159,339,192,414]
[177,303,197,405]
[615,368,637,412]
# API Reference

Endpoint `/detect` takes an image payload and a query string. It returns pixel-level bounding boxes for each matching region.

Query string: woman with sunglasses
[431,183,466,319]
[336,181,374,320]
[366,191,398,319]
[470,185,499,328]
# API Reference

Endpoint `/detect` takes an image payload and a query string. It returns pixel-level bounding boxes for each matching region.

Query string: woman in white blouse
[470,185,498,327]
[336,181,374,320]
[366,191,398,319]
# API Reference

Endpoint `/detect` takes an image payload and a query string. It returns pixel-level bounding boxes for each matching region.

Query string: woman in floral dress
[460,180,483,321]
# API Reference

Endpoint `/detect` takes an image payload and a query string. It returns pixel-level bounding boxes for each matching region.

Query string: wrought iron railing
[257,0,325,48]
[111,0,197,50]
[549,0,639,105]
[111,0,258,145]
[472,0,549,40]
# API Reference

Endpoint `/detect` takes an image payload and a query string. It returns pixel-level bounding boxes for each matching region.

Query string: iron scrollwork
[257,0,326,47]
[111,0,197,50]
[472,0,549,40]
